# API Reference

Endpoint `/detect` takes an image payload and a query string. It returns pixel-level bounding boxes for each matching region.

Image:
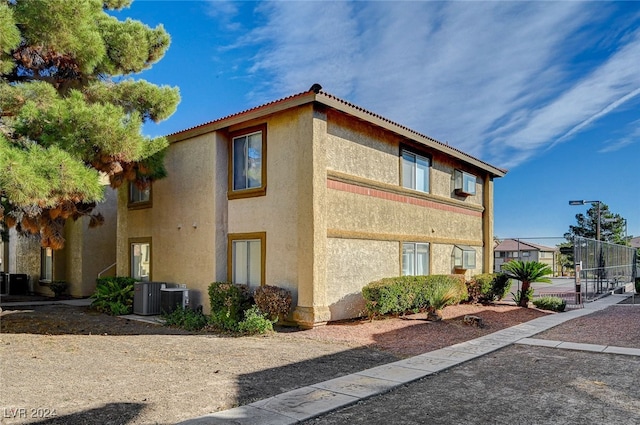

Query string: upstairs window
[229,125,267,199]
[128,181,151,208]
[454,170,477,196]
[401,150,430,193]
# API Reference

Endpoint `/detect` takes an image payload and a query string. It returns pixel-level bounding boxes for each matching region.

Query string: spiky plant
[501,260,552,307]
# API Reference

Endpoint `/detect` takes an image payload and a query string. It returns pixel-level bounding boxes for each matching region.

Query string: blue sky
[114,1,640,240]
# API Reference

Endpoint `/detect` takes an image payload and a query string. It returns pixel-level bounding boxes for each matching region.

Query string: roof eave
[168,89,507,178]
[317,93,507,178]
[167,92,318,143]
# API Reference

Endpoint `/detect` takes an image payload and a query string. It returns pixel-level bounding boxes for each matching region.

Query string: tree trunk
[518,281,531,307]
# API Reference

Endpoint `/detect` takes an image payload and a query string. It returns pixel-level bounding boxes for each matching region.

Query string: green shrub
[635,277,640,294]
[49,280,68,298]
[467,273,493,303]
[362,275,467,318]
[467,273,512,303]
[162,306,208,331]
[490,273,512,301]
[237,306,274,334]
[362,276,419,317]
[532,296,567,312]
[108,301,131,316]
[208,281,252,331]
[253,285,292,322]
[91,276,136,315]
[422,275,468,319]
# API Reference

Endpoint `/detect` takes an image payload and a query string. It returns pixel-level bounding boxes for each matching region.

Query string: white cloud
[226,1,640,169]
[598,122,640,153]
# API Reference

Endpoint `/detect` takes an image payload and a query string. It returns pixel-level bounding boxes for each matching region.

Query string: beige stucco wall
[117,132,226,311]
[432,153,484,206]
[326,189,483,244]
[325,110,400,186]
[227,105,319,317]
[325,238,399,321]
[60,187,118,297]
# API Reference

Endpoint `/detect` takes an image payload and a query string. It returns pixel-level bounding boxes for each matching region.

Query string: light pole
[569,200,601,240]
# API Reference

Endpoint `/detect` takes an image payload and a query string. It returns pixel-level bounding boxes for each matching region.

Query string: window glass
[401,150,429,193]
[416,243,429,275]
[129,182,150,204]
[402,243,415,276]
[454,245,476,269]
[131,242,150,282]
[233,131,262,191]
[41,248,53,281]
[415,155,429,193]
[463,249,476,268]
[402,152,415,189]
[402,242,429,276]
[233,239,261,288]
[454,170,477,195]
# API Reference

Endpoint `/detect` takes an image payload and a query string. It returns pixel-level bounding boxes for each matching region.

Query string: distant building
[494,239,557,275]
[630,236,640,249]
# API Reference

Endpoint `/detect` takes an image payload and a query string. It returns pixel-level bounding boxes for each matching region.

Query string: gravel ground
[0,300,636,424]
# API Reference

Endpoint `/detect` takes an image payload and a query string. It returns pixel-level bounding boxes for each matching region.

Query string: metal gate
[573,236,637,302]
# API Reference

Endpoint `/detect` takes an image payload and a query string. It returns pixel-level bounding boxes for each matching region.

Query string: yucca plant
[501,260,552,307]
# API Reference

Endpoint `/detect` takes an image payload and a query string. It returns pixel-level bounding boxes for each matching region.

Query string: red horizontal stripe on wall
[327,179,482,217]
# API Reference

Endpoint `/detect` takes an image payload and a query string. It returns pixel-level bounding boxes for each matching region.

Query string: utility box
[160,287,189,314]
[133,282,165,315]
[8,274,28,295]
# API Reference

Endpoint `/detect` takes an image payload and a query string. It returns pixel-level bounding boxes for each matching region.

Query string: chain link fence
[573,236,637,301]
[495,236,638,306]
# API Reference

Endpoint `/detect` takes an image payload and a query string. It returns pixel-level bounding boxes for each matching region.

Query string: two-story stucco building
[116,85,506,328]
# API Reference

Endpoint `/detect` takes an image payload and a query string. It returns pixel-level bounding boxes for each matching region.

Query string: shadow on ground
[0,304,194,335]
[27,403,147,425]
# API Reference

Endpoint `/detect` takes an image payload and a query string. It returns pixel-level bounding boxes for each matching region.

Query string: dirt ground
[0,300,637,424]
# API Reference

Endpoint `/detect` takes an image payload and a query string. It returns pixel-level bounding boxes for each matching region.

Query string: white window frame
[228,232,266,288]
[453,245,477,269]
[402,242,430,276]
[401,149,430,193]
[40,247,53,282]
[130,240,151,282]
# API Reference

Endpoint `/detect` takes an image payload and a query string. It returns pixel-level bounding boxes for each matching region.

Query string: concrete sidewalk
[179,294,636,425]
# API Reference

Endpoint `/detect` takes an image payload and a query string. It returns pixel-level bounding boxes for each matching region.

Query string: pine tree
[0,0,179,248]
